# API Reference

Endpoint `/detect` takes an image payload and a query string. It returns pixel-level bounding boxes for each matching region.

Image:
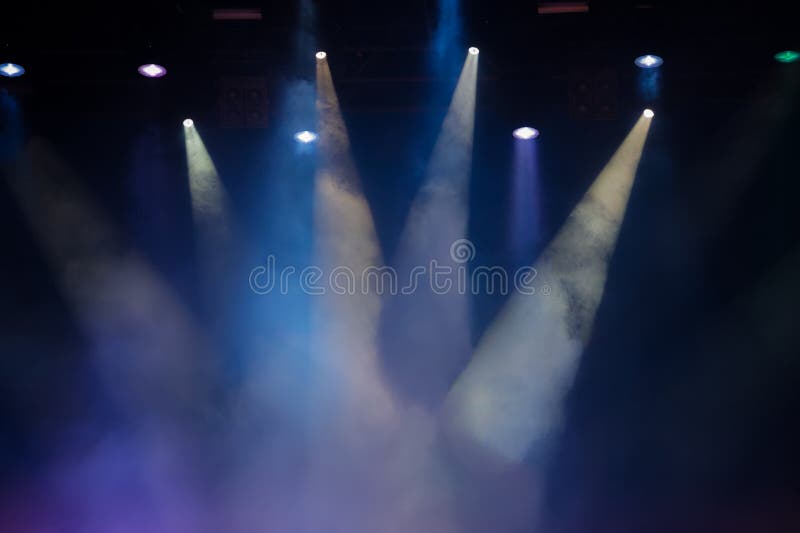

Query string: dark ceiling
[2,1,797,92]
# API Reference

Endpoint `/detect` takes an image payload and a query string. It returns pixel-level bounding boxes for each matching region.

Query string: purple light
[510,127,542,261]
[138,63,167,78]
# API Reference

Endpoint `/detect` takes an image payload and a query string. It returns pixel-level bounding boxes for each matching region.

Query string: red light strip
[538,2,589,14]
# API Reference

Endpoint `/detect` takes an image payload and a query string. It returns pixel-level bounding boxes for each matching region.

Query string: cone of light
[445,114,653,463]
[306,52,418,533]
[4,139,218,529]
[379,51,478,405]
[183,124,237,291]
[311,58,396,431]
[509,131,542,262]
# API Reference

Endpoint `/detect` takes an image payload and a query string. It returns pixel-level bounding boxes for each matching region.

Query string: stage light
[774,50,800,63]
[643,109,654,118]
[184,118,235,287]
[513,127,539,140]
[509,126,542,264]
[316,51,327,60]
[311,53,396,434]
[8,140,215,462]
[446,113,653,463]
[380,50,478,404]
[468,47,480,55]
[138,63,167,78]
[0,62,25,77]
[634,54,663,69]
[294,130,318,144]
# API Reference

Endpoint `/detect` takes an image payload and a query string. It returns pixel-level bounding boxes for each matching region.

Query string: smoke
[445,115,652,464]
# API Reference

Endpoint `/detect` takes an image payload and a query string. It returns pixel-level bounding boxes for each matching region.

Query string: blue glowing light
[634,54,663,69]
[294,131,318,144]
[0,63,25,78]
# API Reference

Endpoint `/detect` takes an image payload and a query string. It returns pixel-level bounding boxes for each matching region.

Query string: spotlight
[468,47,480,56]
[183,118,194,128]
[316,51,327,60]
[774,50,800,63]
[513,127,540,140]
[643,109,654,118]
[0,62,25,77]
[294,130,318,144]
[138,63,167,78]
[634,54,663,69]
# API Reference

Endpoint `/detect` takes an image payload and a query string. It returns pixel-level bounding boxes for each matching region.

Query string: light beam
[311,57,396,430]
[379,50,478,406]
[4,140,219,530]
[509,128,542,263]
[445,114,653,463]
[183,122,237,293]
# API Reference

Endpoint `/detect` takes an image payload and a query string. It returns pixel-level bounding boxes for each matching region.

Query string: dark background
[2,1,799,531]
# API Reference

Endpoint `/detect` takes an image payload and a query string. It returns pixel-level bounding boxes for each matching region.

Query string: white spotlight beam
[6,138,219,431]
[8,152,214,527]
[445,115,653,463]
[311,58,396,429]
[380,51,478,404]
[305,57,409,533]
[184,125,241,306]
[404,51,477,252]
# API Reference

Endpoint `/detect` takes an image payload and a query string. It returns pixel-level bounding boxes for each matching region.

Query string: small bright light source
[138,63,167,78]
[774,50,800,63]
[294,130,318,144]
[643,109,654,118]
[0,62,25,78]
[513,127,540,140]
[183,118,194,128]
[634,54,663,69]
[316,51,327,60]
[468,47,480,55]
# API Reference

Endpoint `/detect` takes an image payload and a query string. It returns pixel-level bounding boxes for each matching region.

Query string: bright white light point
[294,130,318,144]
[139,63,167,78]
[183,119,194,128]
[0,63,25,77]
[634,54,663,69]
[468,47,480,55]
[316,51,327,60]
[643,109,654,118]
[513,127,540,140]
[1,64,21,76]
